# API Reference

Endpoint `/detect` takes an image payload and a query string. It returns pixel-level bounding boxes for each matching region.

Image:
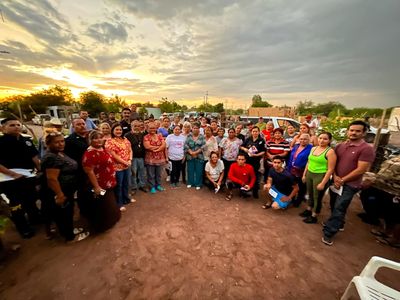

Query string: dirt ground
[0,184,399,300]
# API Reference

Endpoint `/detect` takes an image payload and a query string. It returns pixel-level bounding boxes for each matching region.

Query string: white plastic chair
[341,256,400,300]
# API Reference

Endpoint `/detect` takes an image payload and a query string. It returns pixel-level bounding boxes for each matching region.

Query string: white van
[239,116,301,131]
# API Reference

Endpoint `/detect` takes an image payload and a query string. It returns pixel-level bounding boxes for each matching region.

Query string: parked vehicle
[32,114,51,125]
[239,116,301,131]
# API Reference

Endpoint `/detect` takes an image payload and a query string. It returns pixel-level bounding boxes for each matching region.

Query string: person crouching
[225,154,256,201]
[263,156,299,210]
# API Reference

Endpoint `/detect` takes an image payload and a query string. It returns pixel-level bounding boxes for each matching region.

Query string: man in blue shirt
[70,110,97,133]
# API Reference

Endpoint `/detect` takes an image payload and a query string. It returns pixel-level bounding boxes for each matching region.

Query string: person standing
[105,124,133,211]
[41,132,90,242]
[120,107,132,136]
[283,124,298,145]
[300,132,336,223]
[235,124,245,143]
[69,110,97,133]
[143,122,167,194]
[82,131,121,232]
[0,118,40,238]
[129,104,139,122]
[99,122,112,141]
[261,121,274,142]
[241,127,265,199]
[158,117,172,138]
[165,125,186,187]
[264,128,290,181]
[287,133,313,207]
[219,128,243,180]
[203,126,219,163]
[184,122,206,190]
[107,112,118,127]
[322,121,375,246]
[125,120,148,193]
[256,117,267,131]
[64,118,89,217]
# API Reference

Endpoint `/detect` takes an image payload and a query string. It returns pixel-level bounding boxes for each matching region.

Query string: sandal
[225,194,233,201]
[262,203,272,209]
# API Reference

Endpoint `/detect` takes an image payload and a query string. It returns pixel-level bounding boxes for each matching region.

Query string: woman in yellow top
[301,132,336,223]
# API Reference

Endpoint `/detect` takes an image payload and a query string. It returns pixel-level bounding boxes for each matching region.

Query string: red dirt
[0,186,399,299]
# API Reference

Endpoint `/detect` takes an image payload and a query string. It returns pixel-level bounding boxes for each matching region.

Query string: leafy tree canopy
[251,95,272,107]
[80,91,106,116]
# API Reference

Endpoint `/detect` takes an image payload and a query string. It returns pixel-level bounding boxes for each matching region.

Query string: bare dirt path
[0,185,399,300]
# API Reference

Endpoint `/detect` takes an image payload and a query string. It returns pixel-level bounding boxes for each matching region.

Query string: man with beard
[322,120,375,246]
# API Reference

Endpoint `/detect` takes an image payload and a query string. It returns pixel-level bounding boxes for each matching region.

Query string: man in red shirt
[322,120,375,246]
[225,154,256,201]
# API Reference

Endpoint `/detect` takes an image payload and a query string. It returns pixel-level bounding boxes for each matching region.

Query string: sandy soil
[0,184,399,300]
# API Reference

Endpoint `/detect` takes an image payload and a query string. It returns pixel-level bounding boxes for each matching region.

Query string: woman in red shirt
[105,124,133,211]
[83,131,121,232]
[143,122,167,194]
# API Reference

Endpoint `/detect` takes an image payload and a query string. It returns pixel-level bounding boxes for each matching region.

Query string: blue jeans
[131,158,146,189]
[146,165,162,188]
[187,158,204,187]
[115,168,131,206]
[323,184,359,238]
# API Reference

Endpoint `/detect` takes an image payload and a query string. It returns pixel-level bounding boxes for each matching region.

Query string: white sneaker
[73,227,84,235]
[196,187,201,190]
[120,206,127,212]
[166,176,170,182]
[187,185,192,188]
[68,231,90,243]
[130,198,137,203]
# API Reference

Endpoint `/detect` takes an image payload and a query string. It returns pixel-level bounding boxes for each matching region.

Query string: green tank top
[308,147,330,173]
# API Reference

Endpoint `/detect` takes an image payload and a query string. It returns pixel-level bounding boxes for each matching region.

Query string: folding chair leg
[341,280,357,300]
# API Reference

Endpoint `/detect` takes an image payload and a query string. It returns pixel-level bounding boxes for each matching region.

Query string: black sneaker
[321,236,333,246]
[303,216,318,224]
[322,221,344,232]
[299,209,312,217]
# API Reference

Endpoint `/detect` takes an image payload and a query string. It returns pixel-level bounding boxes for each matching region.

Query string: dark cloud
[108,0,234,20]
[86,21,129,44]
[1,0,75,46]
[1,0,399,107]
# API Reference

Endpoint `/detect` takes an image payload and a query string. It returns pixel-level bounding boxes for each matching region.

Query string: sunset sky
[0,0,399,108]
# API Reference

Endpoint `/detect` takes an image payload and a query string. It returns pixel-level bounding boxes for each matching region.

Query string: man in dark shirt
[120,107,132,136]
[0,118,41,238]
[263,156,298,210]
[64,118,89,217]
[107,111,118,127]
[125,120,148,193]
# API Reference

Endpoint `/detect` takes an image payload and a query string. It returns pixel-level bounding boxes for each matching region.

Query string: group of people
[0,107,376,247]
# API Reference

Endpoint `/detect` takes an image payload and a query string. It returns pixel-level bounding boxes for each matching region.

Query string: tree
[105,95,127,112]
[80,91,106,116]
[138,106,148,118]
[251,95,272,107]
[158,98,183,113]
[296,100,314,115]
